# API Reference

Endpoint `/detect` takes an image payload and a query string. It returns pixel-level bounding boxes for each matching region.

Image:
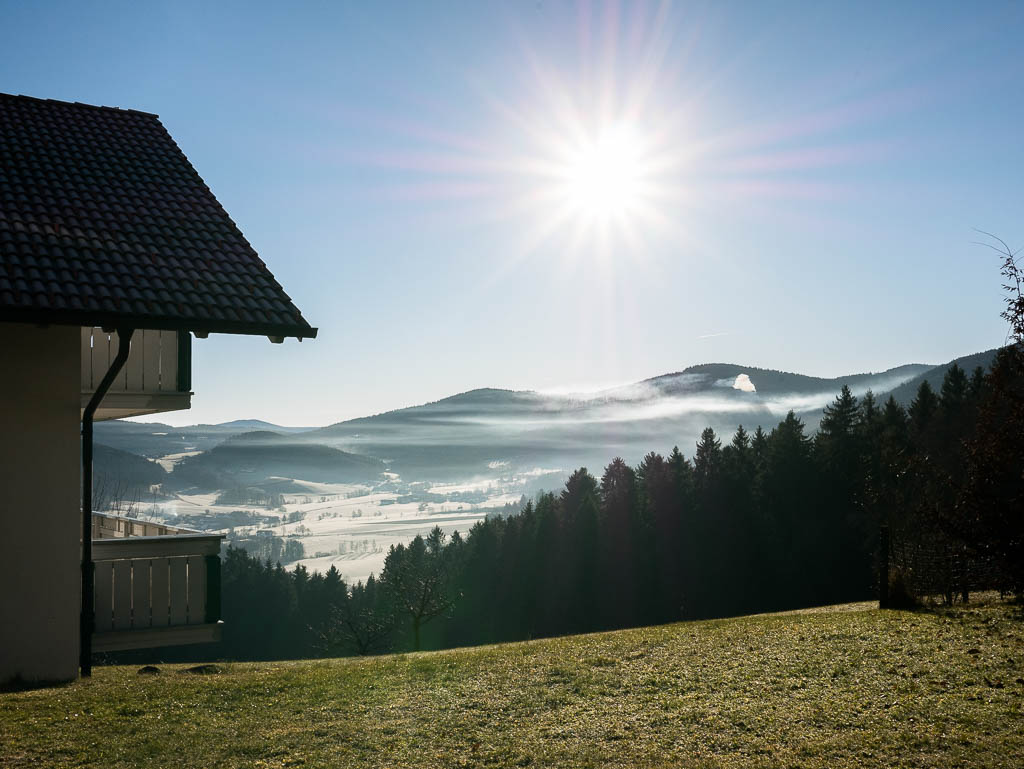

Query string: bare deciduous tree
[380,527,456,651]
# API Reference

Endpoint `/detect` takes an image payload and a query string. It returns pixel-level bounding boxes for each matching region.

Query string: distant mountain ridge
[97,349,1002,483]
[643,362,934,397]
[93,419,315,458]
[305,358,962,481]
[313,360,937,431]
[191,420,316,433]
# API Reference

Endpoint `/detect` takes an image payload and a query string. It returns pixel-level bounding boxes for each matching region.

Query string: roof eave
[0,308,318,340]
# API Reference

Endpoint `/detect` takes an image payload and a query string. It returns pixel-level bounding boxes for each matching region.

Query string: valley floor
[2,598,1022,768]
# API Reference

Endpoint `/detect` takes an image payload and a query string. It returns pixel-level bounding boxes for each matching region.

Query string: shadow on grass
[0,675,76,694]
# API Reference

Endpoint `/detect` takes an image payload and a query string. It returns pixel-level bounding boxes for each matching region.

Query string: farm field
[2,598,1021,768]
[142,477,525,584]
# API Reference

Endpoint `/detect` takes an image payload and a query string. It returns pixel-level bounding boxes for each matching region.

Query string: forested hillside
[885,348,999,405]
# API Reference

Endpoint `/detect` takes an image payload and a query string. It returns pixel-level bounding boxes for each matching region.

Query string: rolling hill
[92,443,168,502]
[168,431,385,491]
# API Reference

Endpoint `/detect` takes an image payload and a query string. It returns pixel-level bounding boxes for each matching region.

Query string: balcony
[90,514,222,653]
[92,511,198,540]
[81,327,192,421]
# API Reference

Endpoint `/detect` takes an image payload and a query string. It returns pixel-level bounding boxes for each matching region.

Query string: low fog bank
[309,365,931,482]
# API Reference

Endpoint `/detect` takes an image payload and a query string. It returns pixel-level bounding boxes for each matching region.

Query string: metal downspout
[80,327,134,677]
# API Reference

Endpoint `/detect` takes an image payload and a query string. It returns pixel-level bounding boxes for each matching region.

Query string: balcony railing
[81,327,192,421]
[92,511,198,540]
[92,534,222,652]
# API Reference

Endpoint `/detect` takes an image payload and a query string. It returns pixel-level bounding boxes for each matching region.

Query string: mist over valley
[93,350,996,583]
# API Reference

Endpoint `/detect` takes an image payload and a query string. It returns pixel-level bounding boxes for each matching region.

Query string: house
[0,93,317,683]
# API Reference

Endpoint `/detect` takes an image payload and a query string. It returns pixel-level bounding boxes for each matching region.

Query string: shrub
[887,567,918,609]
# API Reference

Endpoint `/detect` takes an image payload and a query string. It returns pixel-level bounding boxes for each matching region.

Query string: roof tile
[0,93,316,338]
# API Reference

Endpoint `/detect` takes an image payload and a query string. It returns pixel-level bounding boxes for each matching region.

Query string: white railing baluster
[186,556,207,625]
[143,329,161,392]
[131,559,151,629]
[151,557,170,627]
[112,561,133,631]
[91,329,110,386]
[161,330,179,391]
[94,561,114,633]
[125,330,145,391]
[168,558,189,627]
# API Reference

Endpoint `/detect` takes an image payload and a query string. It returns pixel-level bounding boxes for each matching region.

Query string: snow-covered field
[153,450,202,473]
[139,478,527,585]
[269,486,520,584]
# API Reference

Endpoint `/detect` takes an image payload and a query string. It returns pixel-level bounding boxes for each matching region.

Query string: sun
[559,124,646,221]
[349,2,714,263]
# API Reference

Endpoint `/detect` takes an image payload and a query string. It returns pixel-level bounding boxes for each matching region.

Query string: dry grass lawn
[2,597,1022,768]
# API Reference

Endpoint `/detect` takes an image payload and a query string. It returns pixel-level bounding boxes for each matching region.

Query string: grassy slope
[2,600,1022,769]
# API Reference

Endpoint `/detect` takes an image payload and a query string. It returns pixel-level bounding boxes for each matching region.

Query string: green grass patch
[2,598,1022,768]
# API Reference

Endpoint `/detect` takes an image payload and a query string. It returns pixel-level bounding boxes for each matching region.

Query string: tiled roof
[0,93,316,339]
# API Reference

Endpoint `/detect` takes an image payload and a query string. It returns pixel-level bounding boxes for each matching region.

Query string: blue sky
[2,1,1022,426]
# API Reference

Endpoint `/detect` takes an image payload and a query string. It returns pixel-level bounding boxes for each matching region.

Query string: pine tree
[573,494,602,631]
[940,364,968,412]
[693,427,722,491]
[720,425,759,613]
[859,389,879,425]
[750,426,769,477]
[817,386,871,598]
[909,380,939,441]
[635,452,670,624]
[968,366,986,399]
[561,467,599,525]
[530,492,562,636]
[819,385,859,441]
[762,412,815,606]
[668,446,697,617]
[872,396,910,529]
[857,390,884,460]
[882,395,908,435]
[599,458,640,627]
[731,424,751,453]
[668,446,694,507]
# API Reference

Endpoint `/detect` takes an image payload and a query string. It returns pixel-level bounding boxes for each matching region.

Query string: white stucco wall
[0,323,81,683]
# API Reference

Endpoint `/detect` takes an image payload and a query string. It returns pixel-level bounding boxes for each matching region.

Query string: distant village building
[0,93,316,683]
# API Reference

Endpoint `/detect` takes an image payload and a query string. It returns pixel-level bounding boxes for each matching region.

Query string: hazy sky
[3,1,1022,426]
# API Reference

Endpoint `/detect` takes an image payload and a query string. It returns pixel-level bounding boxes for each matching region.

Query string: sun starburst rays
[340,1,890,293]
